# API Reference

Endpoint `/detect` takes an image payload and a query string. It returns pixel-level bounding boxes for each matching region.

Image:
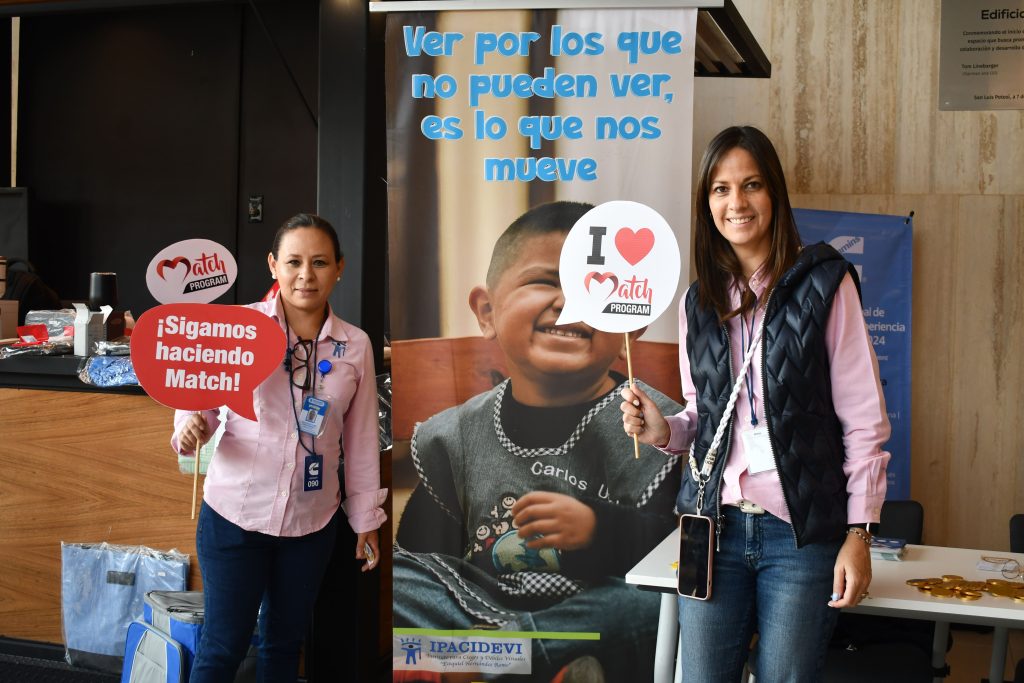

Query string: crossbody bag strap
[689,326,762,510]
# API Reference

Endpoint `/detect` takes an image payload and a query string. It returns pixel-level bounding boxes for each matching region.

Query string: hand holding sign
[132,303,285,517]
[558,201,680,457]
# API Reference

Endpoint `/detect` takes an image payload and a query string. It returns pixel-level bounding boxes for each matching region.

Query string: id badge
[298,396,330,437]
[304,453,323,491]
[741,426,776,475]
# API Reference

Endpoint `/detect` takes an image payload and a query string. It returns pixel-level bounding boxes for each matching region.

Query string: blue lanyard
[739,305,759,428]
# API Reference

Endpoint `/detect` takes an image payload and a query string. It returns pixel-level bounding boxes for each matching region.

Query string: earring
[336,277,341,282]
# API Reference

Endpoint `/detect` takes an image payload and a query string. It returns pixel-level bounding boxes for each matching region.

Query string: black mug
[88,272,118,311]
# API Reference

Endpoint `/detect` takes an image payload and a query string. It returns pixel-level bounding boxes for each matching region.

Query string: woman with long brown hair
[621,126,890,682]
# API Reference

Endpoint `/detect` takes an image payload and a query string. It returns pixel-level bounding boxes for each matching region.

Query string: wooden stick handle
[625,333,640,460]
[191,430,203,520]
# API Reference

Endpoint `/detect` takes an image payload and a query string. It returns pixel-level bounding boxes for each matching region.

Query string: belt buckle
[738,499,765,515]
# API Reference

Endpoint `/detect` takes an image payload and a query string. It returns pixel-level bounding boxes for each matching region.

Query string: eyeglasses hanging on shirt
[288,339,315,391]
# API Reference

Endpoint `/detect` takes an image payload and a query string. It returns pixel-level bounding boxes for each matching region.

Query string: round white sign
[557,201,680,333]
[145,239,238,304]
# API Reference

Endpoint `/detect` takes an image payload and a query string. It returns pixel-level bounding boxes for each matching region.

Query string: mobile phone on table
[677,514,714,600]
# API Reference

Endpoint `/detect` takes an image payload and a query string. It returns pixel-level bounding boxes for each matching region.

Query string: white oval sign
[145,239,238,304]
[557,200,680,334]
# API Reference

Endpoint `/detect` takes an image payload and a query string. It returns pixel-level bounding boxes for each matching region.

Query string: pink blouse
[172,296,387,536]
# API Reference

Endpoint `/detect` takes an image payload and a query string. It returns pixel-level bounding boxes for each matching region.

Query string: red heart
[156,256,192,280]
[584,271,618,300]
[615,227,655,266]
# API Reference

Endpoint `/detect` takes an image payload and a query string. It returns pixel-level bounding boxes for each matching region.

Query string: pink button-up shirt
[172,296,387,537]
[663,272,890,524]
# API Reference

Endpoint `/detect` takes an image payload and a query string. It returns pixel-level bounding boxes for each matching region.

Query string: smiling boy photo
[392,201,682,682]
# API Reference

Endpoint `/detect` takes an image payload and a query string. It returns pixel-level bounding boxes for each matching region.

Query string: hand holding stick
[180,413,207,520]
[191,432,203,520]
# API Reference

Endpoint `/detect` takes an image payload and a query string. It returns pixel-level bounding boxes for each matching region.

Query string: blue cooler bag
[142,591,203,671]
[135,590,256,682]
[61,542,189,673]
[121,621,186,683]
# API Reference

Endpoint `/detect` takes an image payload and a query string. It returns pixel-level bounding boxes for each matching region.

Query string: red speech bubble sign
[131,303,286,421]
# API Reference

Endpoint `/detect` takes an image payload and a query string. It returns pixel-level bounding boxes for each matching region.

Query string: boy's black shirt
[397,372,680,580]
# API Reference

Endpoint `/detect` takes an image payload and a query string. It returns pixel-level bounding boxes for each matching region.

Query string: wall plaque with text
[939,0,1024,110]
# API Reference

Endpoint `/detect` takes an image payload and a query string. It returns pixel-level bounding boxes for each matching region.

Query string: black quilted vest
[678,243,860,547]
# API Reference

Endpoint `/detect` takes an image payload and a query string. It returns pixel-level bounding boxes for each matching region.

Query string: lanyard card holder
[677,513,714,600]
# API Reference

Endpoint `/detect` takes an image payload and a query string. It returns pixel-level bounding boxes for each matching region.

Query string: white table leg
[990,625,1009,683]
[675,632,682,683]
[653,592,678,683]
[932,620,949,683]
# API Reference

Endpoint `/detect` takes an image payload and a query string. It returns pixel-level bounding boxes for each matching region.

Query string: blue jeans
[190,502,338,683]
[677,506,842,683]
[393,547,660,681]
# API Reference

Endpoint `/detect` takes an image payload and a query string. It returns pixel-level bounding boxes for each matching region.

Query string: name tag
[304,454,323,491]
[298,396,329,436]
[741,426,776,475]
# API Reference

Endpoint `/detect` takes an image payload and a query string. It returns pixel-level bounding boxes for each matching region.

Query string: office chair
[1011,514,1024,553]
[877,499,924,544]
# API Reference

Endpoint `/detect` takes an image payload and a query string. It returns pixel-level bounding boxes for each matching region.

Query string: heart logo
[615,227,655,266]
[156,256,192,280]
[584,271,618,300]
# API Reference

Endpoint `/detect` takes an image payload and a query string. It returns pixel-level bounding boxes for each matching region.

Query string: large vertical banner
[385,6,697,679]
[793,208,913,500]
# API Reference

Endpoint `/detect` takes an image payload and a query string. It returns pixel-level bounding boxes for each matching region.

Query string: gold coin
[1013,595,1024,604]
[930,586,956,598]
[989,586,1016,598]
[944,580,965,590]
[941,574,963,581]
[907,579,930,587]
[958,591,983,601]
[961,581,987,591]
[987,579,1011,587]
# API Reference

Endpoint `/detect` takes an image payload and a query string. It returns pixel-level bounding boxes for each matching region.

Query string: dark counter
[0,354,144,394]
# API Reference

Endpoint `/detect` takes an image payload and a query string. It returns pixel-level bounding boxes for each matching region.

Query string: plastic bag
[93,338,131,356]
[24,308,76,338]
[60,541,189,673]
[0,338,73,359]
[77,355,138,387]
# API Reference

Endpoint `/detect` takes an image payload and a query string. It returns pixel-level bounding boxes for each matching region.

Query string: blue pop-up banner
[794,208,912,501]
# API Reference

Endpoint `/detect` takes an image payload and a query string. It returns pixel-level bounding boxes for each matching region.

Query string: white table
[626,528,1024,683]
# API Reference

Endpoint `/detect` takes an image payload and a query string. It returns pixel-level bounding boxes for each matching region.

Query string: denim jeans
[677,506,842,683]
[190,502,338,683]
[393,547,660,681]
